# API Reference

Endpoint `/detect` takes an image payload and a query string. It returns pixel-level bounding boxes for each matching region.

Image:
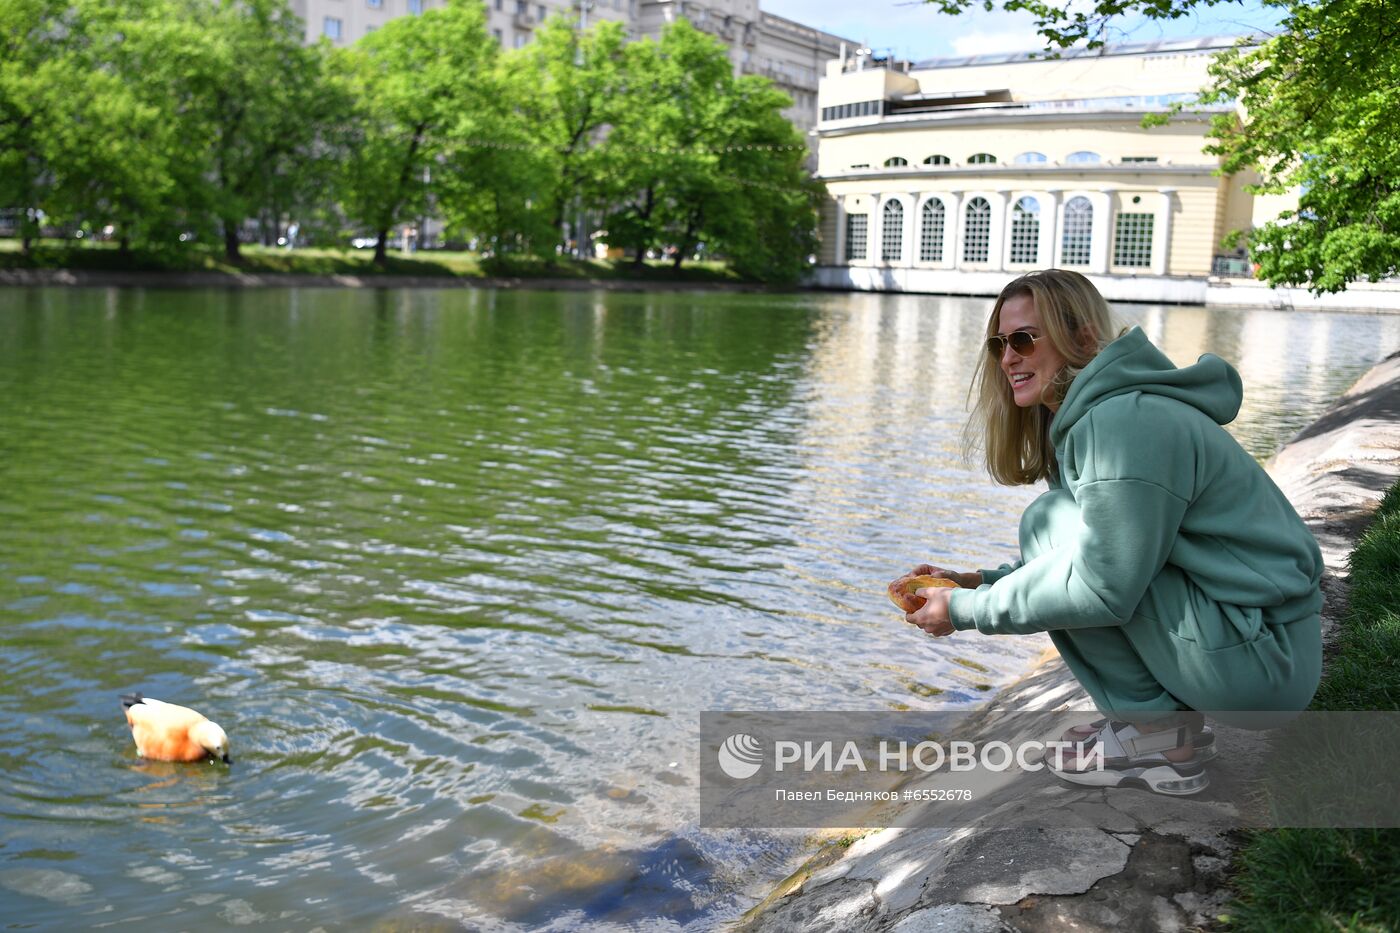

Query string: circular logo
[717,733,763,779]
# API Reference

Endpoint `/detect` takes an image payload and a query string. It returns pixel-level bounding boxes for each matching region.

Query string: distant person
[889,269,1323,796]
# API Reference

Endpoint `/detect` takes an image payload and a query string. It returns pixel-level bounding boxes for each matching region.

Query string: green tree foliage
[336,0,497,264]
[600,21,816,282]
[926,0,1400,292]
[511,16,630,253]
[1198,0,1400,292]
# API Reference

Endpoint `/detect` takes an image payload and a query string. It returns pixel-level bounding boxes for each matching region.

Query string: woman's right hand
[887,565,982,613]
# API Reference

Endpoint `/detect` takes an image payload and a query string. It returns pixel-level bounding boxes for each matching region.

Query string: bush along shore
[0,242,771,290]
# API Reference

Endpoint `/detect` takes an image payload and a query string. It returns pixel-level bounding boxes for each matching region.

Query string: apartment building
[289,0,854,138]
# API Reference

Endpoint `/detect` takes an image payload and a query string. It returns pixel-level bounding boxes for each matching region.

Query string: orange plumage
[121,693,231,764]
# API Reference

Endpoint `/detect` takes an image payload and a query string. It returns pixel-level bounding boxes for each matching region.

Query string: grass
[0,238,747,284]
[1222,480,1400,931]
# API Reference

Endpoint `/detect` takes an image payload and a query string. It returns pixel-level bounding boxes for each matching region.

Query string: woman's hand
[907,586,955,637]
[910,564,982,589]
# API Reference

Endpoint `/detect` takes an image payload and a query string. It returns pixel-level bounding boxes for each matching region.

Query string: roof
[910,34,1259,70]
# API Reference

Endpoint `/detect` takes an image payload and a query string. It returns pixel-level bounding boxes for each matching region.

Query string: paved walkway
[742,349,1400,933]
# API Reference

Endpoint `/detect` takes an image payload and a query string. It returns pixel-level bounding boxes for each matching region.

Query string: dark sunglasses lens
[986,332,1037,356]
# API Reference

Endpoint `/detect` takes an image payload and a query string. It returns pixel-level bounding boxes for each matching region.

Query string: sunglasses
[985,330,1044,357]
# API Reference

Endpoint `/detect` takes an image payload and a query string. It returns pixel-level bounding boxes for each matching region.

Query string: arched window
[1066,151,1102,164]
[962,197,991,263]
[881,200,904,262]
[884,156,909,167]
[1061,196,1093,266]
[1013,152,1047,164]
[1009,196,1041,264]
[967,153,997,164]
[919,198,945,262]
[923,154,951,166]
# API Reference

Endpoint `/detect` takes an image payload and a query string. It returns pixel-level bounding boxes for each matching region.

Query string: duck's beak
[222,753,232,765]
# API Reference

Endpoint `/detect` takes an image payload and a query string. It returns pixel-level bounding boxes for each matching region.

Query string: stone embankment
[740,348,1400,933]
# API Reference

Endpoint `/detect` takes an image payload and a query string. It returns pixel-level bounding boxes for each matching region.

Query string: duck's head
[192,720,232,765]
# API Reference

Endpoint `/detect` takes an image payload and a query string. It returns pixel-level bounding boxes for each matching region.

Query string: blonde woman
[889,269,1323,796]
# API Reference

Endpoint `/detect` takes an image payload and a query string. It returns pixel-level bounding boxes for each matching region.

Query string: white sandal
[1047,720,1210,796]
[1062,717,1218,762]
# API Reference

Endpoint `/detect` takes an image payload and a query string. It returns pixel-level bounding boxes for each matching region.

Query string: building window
[492,28,503,42]
[1066,151,1102,164]
[323,16,342,39]
[408,0,422,12]
[514,32,527,47]
[963,197,991,263]
[1061,196,1093,267]
[496,0,504,8]
[846,214,868,261]
[967,153,997,164]
[919,199,945,262]
[1009,196,1040,264]
[923,154,950,166]
[881,200,904,262]
[516,0,527,13]
[884,157,908,168]
[367,0,382,8]
[1013,152,1047,164]
[1113,212,1154,267]
[1121,156,1158,163]
[538,4,547,19]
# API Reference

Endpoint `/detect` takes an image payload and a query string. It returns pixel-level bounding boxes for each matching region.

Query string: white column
[904,193,919,267]
[940,192,960,268]
[987,190,1009,271]
[1153,188,1175,276]
[1042,189,1061,268]
[1089,191,1112,274]
[833,196,847,266]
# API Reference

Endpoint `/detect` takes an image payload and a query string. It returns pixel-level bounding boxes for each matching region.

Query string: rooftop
[910,33,1259,70]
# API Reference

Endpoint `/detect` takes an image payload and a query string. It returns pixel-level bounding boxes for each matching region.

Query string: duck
[120,693,232,764]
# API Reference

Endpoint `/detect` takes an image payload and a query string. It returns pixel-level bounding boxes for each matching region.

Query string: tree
[1196,0,1399,291]
[600,20,817,282]
[927,0,1400,292]
[511,16,629,254]
[337,0,497,264]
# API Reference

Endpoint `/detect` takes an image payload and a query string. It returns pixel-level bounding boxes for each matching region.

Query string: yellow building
[811,36,1276,303]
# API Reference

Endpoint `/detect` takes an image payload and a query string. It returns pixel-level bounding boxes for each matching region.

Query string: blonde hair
[963,270,1127,486]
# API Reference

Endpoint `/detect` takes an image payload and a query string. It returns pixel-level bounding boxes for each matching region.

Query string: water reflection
[0,286,1393,929]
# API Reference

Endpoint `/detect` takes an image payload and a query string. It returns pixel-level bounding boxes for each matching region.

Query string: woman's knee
[1018,487,1079,562]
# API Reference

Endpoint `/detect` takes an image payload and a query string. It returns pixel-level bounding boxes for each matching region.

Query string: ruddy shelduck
[121,693,232,764]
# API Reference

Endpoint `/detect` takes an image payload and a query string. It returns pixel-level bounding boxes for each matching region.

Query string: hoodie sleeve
[978,561,1023,585]
[947,400,1194,636]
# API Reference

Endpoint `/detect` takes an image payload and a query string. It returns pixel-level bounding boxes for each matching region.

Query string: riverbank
[740,348,1400,932]
[0,242,780,293]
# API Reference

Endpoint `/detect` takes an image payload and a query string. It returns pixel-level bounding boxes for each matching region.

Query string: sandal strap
[1085,721,1190,759]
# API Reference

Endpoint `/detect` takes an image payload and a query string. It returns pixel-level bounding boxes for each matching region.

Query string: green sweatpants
[1021,489,1323,728]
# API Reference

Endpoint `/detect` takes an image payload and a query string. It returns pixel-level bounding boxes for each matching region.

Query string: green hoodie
[947,326,1323,636]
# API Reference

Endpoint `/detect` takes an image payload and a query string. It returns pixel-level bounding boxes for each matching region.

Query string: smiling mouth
[1011,374,1033,387]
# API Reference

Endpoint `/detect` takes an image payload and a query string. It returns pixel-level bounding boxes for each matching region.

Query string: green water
[0,286,1394,930]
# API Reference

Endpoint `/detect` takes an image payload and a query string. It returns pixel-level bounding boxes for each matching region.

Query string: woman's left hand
[906,587,955,637]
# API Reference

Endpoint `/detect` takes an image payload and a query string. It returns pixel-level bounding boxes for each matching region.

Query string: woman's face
[995,293,1071,412]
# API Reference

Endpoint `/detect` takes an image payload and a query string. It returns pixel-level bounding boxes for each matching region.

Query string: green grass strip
[1224,479,1400,931]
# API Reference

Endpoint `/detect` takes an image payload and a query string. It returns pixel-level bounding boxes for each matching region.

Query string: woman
[890,269,1323,796]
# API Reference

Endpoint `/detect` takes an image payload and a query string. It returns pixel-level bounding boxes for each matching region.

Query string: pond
[1,286,1394,929]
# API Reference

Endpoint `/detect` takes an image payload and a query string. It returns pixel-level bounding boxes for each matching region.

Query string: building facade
[288,0,853,139]
[811,37,1291,302]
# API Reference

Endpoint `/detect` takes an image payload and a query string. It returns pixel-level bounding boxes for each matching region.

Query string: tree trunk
[374,229,388,266]
[223,222,241,263]
[20,233,32,257]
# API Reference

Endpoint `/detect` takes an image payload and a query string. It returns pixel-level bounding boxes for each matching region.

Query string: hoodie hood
[1050,326,1242,448]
